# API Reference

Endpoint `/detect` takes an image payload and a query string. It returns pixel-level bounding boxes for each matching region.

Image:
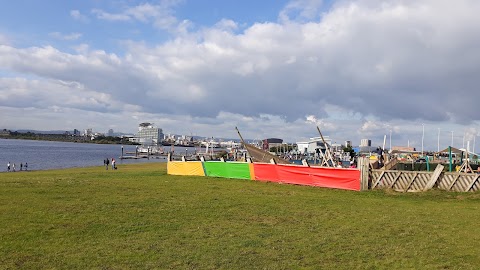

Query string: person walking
[105,158,110,170]
[12,163,15,172]
[25,162,28,171]
[112,158,116,170]
[7,162,10,172]
[20,163,23,171]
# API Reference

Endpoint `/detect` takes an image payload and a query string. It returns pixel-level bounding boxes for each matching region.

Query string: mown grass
[1,163,480,269]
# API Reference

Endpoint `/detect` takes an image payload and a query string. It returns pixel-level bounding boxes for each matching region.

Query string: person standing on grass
[25,162,28,171]
[12,163,15,172]
[111,158,116,170]
[20,163,23,171]
[7,162,10,172]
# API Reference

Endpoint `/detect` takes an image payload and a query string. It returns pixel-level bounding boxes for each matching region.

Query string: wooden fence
[368,164,480,192]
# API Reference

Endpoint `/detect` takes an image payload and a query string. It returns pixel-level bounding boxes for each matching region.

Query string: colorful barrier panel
[166,160,360,191]
[203,161,252,179]
[167,161,205,176]
[252,163,361,191]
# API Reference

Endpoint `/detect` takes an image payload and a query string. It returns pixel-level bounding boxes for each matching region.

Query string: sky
[1,0,480,151]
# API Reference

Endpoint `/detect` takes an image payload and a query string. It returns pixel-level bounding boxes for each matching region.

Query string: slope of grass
[1,163,480,269]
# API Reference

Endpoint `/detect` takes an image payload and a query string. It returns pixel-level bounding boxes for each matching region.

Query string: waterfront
[0,139,181,171]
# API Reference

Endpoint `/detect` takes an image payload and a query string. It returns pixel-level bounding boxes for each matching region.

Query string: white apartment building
[134,123,164,146]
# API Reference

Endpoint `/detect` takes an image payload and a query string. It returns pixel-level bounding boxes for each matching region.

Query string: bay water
[0,138,178,171]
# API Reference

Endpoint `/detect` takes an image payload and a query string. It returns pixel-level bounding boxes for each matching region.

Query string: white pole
[474,135,476,154]
[421,124,425,156]
[389,130,392,150]
[437,128,440,152]
[383,135,386,150]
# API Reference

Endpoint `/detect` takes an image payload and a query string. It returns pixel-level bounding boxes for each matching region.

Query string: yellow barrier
[167,161,205,176]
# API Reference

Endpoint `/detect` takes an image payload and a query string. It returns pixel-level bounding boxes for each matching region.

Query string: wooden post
[358,156,370,191]
[423,164,444,191]
[302,159,310,167]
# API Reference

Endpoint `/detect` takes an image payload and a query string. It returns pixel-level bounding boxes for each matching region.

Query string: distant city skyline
[1,1,479,152]
[3,124,478,153]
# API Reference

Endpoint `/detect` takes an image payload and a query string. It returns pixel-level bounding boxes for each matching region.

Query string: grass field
[1,163,480,269]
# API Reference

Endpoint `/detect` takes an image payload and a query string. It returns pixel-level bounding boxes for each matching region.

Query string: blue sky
[1,0,480,151]
[0,1,298,52]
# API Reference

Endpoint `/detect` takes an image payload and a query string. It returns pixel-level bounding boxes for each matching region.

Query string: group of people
[103,158,117,170]
[7,162,27,172]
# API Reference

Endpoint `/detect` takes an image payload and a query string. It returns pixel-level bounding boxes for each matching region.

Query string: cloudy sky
[1,0,479,151]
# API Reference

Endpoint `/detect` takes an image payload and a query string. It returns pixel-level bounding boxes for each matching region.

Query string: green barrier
[203,161,251,179]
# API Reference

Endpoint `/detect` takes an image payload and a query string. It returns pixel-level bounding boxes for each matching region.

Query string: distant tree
[343,145,356,158]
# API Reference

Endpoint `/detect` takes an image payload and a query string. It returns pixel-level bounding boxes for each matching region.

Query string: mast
[316,125,336,167]
[235,126,246,145]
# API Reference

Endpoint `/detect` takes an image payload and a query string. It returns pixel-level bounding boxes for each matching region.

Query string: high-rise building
[107,129,114,137]
[360,139,371,147]
[84,128,93,137]
[136,123,164,146]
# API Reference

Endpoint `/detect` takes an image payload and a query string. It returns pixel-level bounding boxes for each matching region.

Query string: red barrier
[252,163,360,191]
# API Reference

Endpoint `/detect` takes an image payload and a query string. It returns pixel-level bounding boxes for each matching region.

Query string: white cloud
[279,0,324,22]
[0,33,10,45]
[1,0,480,149]
[91,1,183,32]
[91,9,130,21]
[49,32,82,41]
[214,19,238,32]
[70,10,89,22]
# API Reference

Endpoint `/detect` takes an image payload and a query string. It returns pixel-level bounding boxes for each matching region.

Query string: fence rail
[369,168,480,192]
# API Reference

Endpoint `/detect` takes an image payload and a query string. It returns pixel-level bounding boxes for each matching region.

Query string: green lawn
[1,163,480,269]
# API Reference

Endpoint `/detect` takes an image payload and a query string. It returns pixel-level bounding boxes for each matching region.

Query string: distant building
[360,139,371,147]
[73,129,81,136]
[84,128,93,137]
[296,136,332,154]
[0,129,10,137]
[262,138,283,150]
[134,123,164,146]
[107,129,114,137]
[392,146,416,152]
[345,141,352,148]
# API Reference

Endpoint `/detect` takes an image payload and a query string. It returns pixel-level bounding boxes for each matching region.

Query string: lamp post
[451,131,454,147]
[389,129,392,151]
[437,128,440,152]
[474,134,477,154]
[121,145,124,158]
[421,124,425,156]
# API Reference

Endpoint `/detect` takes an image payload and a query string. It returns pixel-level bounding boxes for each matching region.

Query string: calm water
[0,139,177,171]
